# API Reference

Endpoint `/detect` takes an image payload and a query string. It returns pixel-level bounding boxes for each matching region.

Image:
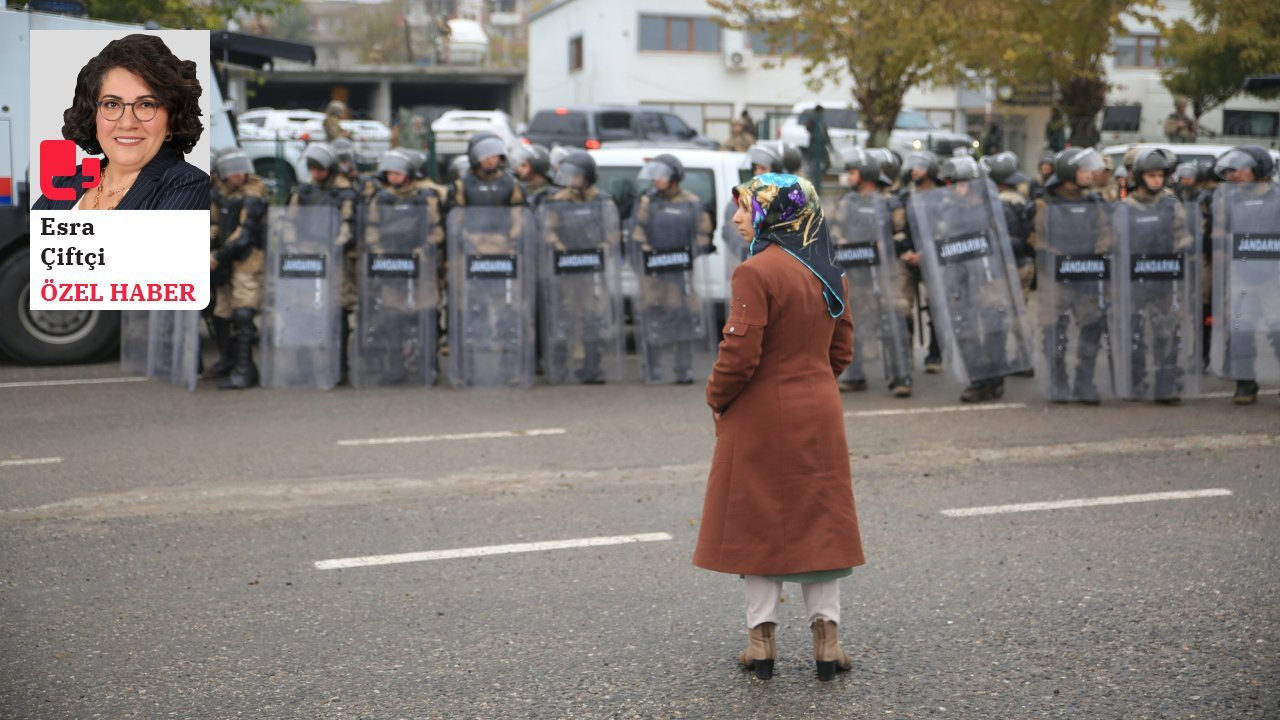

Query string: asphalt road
[1,356,1277,719]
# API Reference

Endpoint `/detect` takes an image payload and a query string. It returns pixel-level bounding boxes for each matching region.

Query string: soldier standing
[323,100,353,142]
[1030,147,1113,404]
[629,154,714,384]
[723,119,756,152]
[983,151,1037,302]
[1210,145,1280,405]
[539,151,623,384]
[209,149,270,390]
[355,149,444,386]
[1117,147,1197,403]
[896,151,945,375]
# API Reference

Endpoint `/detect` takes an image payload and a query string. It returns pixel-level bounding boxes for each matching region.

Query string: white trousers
[744,575,840,629]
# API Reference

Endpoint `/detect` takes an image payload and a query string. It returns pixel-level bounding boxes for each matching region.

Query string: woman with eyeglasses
[33,34,209,211]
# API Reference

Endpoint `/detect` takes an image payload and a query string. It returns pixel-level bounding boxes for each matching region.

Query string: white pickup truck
[236,107,391,198]
[780,100,980,158]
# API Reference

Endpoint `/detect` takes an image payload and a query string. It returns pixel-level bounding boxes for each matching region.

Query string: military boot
[737,622,776,680]
[201,316,233,380]
[219,308,259,390]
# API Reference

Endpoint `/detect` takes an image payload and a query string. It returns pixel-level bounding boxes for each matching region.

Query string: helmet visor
[1074,148,1105,174]
[639,160,674,182]
[1214,149,1258,180]
[553,163,587,187]
[470,136,507,163]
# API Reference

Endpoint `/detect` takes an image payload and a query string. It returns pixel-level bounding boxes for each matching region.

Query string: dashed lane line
[315,532,673,570]
[0,457,62,468]
[941,488,1234,517]
[337,427,567,447]
[0,377,147,389]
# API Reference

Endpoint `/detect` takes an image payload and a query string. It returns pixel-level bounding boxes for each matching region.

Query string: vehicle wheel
[0,248,120,364]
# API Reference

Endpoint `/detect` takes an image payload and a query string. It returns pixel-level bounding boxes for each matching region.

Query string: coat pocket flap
[722,322,748,337]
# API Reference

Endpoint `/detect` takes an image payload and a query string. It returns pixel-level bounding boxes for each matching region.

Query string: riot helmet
[1172,161,1199,185]
[745,141,784,174]
[467,132,508,168]
[842,147,891,187]
[981,151,1020,186]
[548,144,571,174]
[554,150,597,188]
[1133,147,1176,190]
[939,155,984,183]
[302,142,337,173]
[1214,145,1274,182]
[448,154,471,182]
[1051,147,1104,188]
[903,151,939,185]
[639,153,684,185]
[376,148,414,184]
[511,143,552,178]
[330,137,356,168]
[868,148,902,185]
[400,149,429,179]
[215,149,253,179]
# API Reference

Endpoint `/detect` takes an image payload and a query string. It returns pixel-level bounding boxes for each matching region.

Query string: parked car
[431,109,521,163]
[589,146,748,321]
[236,108,390,198]
[525,106,719,151]
[780,101,979,158]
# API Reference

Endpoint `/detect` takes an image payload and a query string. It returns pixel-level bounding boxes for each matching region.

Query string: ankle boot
[219,308,259,390]
[737,622,776,680]
[810,619,852,681]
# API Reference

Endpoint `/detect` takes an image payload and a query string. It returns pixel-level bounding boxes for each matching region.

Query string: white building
[528,0,1278,168]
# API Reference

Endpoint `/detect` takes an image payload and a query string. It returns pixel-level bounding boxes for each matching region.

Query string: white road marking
[315,531,673,570]
[941,488,1233,517]
[0,376,147,389]
[1195,391,1235,400]
[337,427,567,447]
[847,403,1025,418]
[0,457,62,468]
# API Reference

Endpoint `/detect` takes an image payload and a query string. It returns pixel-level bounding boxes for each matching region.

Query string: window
[528,110,588,136]
[568,34,583,72]
[597,111,634,140]
[1223,110,1279,138]
[638,15,720,52]
[662,113,693,137]
[1113,33,1162,67]
[748,29,804,55]
[1102,105,1142,132]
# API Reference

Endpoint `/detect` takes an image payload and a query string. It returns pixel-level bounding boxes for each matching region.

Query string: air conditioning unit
[723,31,752,71]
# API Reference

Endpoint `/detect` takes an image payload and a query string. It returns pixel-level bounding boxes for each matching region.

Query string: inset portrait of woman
[33,33,210,210]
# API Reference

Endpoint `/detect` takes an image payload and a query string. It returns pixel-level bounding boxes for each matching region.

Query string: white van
[588,146,749,313]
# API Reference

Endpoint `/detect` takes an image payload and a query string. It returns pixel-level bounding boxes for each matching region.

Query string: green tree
[709,0,965,147]
[1160,0,1280,128]
[965,0,1160,149]
[81,0,298,29]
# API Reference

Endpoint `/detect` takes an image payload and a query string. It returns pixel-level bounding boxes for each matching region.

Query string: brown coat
[693,243,865,576]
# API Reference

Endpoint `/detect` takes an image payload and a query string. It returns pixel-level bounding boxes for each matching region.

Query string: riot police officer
[330,137,364,189]
[209,149,270,390]
[629,153,714,384]
[1030,147,1113,404]
[512,143,559,209]
[449,132,525,209]
[982,151,1036,302]
[896,151,944,374]
[355,148,444,385]
[280,142,358,383]
[1117,147,1196,403]
[539,151,624,384]
[1211,145,1279,405]
[830,147,912,395]
[745,141,785,176]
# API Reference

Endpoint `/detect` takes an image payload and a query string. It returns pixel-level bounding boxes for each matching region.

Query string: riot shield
[536,198,625,384]
[906,180,1033,386]
[260,206,344,389]
[1210,183,1280,383]
[628,197,713,384]
[144,311,199,391]
[446,205,537,388]
[1035,200,1115,402]
[352,196,439,388]
[833,192,913,386]
[120,310,150,375]
[1111,197,1202,400]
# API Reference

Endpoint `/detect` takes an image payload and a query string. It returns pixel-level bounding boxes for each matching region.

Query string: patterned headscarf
[733,173,845,318]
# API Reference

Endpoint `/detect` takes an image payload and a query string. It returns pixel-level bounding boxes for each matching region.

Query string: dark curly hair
[61,34,204,155]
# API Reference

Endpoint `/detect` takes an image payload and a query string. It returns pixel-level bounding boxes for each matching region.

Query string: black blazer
[32,146,210,210]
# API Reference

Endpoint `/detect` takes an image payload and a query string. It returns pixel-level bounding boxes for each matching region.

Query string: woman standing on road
[694,174,865,681]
